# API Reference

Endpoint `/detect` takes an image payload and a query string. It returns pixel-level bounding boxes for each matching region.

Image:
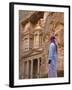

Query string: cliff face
[44,12,64,41]
[44,12,64,72]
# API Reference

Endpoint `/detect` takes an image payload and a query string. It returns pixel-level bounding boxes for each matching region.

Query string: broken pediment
[23,22,33,33]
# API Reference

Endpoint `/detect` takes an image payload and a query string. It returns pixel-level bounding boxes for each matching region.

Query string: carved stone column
[30,60,33,78]
[27,60,29,78]
[37,59,40,78]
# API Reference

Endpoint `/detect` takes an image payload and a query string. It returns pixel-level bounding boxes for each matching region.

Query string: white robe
[48,42,58,77]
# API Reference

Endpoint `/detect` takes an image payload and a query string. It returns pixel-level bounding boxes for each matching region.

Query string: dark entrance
[33,59,38,78]
[28,60,31,78]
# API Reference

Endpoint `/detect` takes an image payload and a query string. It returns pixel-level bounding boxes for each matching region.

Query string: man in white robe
[48,36,58,77]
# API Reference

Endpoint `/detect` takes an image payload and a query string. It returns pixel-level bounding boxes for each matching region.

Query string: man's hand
[48,60,51,64]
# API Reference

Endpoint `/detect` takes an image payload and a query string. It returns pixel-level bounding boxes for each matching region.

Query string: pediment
[24,48,43,58]
[29,50,41,55]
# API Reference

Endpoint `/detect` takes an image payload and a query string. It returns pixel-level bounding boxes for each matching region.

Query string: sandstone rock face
[44,12,64,71]
[19,11,64,79]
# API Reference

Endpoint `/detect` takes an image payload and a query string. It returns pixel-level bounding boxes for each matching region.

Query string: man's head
[50,36,58,52]
[50,36,55,43]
